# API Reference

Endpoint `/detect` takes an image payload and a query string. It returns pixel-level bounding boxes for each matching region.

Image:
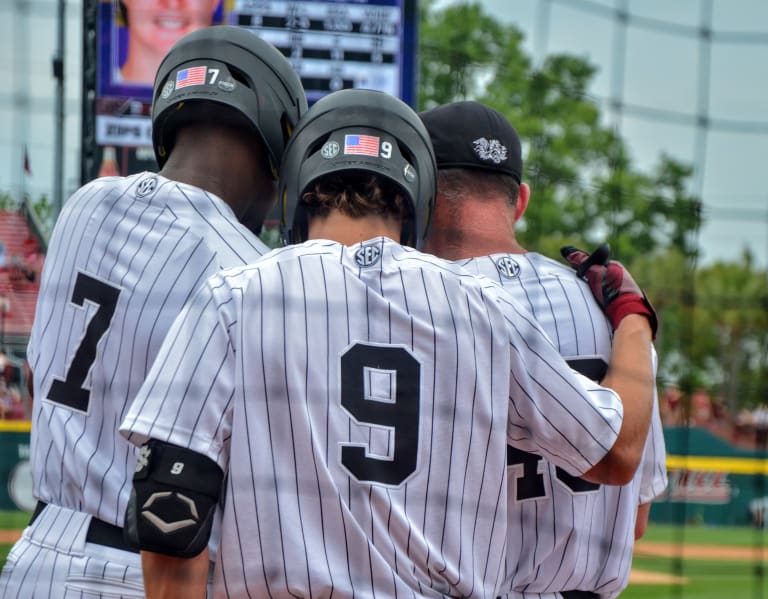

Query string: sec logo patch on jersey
[355,244,381,267]
[135,176,158,198]
[495,255,520,279]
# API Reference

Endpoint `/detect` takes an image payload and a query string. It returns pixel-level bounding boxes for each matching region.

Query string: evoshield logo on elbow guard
[142,492,199,533]
[128,440,224,557]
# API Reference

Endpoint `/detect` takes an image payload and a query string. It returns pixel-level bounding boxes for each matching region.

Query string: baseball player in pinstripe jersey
[0,26,306,599]
[420,101,667,599]
[118,88,655,598]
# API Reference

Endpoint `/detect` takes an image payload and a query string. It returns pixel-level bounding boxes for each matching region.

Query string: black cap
[419,101,523,184]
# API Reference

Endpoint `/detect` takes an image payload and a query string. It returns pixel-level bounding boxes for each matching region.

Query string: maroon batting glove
[560,244,658,339]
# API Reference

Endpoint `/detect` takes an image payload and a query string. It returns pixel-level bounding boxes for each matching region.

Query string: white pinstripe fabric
[0,172,269,598]
[121,238,626,599]
[459,252,667,599]
[0,504,144,598]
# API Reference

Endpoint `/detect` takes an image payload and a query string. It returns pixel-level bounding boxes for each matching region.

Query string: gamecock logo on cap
[472,137,508,164]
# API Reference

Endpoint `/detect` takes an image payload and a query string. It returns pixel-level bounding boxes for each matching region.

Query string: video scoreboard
[81,0,418,183]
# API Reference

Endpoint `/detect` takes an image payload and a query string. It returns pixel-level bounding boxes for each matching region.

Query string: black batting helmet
[278,89,436,249]
[151,25,307,174]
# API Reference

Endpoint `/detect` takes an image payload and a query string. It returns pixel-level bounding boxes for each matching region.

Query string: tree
[418,1,702,264]
[419,0,511,108]
[694,252,768,411]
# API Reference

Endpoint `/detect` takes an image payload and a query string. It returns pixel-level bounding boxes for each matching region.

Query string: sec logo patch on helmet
[321,141,340,159]
[218,78,236,92]
[495,255,520,279]
[160,80,175,99]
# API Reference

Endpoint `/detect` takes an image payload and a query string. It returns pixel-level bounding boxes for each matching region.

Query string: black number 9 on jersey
[339,343,421,486]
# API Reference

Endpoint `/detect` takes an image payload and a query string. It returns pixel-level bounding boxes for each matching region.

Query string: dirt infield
[634,541,768,561]
[0,531,21,544]
[629,569,688,584]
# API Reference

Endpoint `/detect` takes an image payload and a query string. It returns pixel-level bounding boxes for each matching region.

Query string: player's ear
[513,182,530,223]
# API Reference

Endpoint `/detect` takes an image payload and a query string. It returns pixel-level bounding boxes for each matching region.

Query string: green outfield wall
[0,421,33,512]
[651,426,768,527]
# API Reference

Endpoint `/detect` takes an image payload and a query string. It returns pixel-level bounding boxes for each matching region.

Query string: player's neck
[307,212,401,246]
[425,233,526,260]
[424,199,526,260]
[159,127,271,217]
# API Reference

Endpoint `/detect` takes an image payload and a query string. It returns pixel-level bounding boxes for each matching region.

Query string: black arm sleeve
[124,439,224,558]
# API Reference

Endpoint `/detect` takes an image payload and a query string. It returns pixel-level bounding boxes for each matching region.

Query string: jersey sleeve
[119,272,238,470]
[500,293,624,476]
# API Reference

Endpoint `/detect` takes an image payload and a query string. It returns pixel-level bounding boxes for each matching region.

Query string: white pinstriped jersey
[121,237,626,599]
[27,172,269,526]
[459,252,668,599]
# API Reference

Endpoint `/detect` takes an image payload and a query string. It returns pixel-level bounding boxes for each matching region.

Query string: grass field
[1,515,766,597]
[0,509,31,569]
[622,524,768,599]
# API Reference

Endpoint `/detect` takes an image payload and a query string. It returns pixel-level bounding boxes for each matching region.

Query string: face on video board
[92,0,225,178]
[100,0,225,97]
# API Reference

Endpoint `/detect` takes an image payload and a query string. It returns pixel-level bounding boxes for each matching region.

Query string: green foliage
[632,249,767,406]
[419,1,701,263]
[419,2,512,108]
[30,194,54,230]
[0,192,16,211]
[694,253,768,410]
[259,226,282,249]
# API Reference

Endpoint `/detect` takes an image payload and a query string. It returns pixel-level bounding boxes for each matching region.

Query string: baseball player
[118,88,655,598]
[420,100,667,599]
[0,26,306,598]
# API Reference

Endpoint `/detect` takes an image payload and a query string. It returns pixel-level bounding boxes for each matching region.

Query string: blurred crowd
[660,384,768,448]
[0,237,41,286]
[0,351,29,420]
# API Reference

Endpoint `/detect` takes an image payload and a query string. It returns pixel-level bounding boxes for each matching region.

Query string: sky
[1,0,767,268]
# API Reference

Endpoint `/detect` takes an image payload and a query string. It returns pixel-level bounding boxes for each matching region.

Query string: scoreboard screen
[81,0,418,183]
[232,0,417,106]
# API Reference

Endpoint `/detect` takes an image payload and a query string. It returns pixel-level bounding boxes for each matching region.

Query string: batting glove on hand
[560,243,658,339]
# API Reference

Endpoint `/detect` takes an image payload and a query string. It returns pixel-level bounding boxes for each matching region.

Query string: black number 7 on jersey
[46,272,121,413]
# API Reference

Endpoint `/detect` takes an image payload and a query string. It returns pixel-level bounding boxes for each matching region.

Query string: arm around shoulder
[582,314,655,485]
